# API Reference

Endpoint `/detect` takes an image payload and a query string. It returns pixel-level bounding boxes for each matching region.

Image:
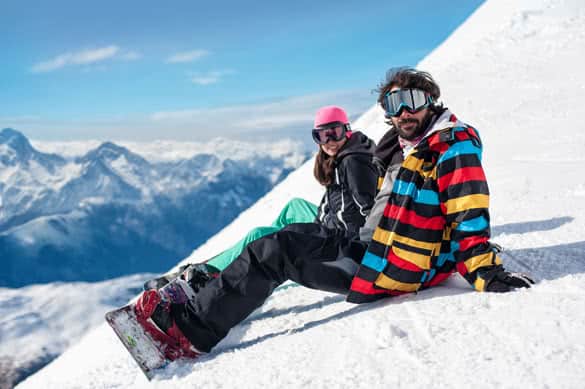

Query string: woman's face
[321,136,348,157]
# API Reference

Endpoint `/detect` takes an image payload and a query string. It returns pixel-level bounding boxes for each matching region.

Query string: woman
[144,105,378,292]
[132,106,378,360]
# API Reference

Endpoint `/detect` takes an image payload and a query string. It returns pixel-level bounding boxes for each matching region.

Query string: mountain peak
[1,127,25,138]
[97,141,127,152]
[81,141,149,167]
[0,128,66,170]
[95,141,131,158]
[0,128,34,152]
[0,128,38,165]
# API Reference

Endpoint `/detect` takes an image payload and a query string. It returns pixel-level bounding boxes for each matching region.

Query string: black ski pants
[172,222,367,352]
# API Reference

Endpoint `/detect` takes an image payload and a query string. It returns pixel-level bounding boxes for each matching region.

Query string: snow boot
[134,282,203,361]
[143,263,220,291]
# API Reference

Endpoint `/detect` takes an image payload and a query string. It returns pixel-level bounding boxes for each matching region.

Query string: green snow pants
[205,197,318,271]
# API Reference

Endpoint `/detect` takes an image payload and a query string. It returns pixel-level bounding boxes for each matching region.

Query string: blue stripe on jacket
[455,215,489,232]
[362,251,387,272]
[393,180,440,205]
[437,140,482,165]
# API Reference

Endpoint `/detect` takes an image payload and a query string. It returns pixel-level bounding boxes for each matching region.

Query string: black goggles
[311,123,347,145]
[383,88,431,117]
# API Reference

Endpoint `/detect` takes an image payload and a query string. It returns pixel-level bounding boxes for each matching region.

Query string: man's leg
[172,223,366,352]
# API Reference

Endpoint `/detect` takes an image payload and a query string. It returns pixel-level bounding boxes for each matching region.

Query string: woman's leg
[204,226,279,271]
[271,197,318,228]
[205,198,318,271]
[172,223,366,352]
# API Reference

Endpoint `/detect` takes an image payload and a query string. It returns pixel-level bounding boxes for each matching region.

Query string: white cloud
[166,49,209,63]
[120,51,142,61]
[191,74,220,85]
[31,46,121,73]
[150,89,373,132]
[10,89,374,142]
[190,70,233,85]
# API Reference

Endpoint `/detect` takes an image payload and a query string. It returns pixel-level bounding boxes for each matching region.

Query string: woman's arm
[341,154,378,232]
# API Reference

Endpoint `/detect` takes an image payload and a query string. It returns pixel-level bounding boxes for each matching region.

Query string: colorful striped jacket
[347,110,502,303]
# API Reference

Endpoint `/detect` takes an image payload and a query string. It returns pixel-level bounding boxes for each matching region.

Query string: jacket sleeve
[359,163,401,241]
[360,130,404,241]
[436,131,502,291]
[314,192,327,226]
[342,155,378,232]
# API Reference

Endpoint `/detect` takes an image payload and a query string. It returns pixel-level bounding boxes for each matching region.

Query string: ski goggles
[311,123,347,145]
[383,88,431,117]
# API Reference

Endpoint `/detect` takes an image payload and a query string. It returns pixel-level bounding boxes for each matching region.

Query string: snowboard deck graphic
[105,304,167,380]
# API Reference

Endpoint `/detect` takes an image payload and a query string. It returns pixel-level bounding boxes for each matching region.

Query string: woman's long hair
[313,147,336,186]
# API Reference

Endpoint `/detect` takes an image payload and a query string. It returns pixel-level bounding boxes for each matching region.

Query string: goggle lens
[312,124,346,145]
[383,88,430,117]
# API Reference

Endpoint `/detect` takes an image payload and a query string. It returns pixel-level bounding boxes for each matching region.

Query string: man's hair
[376,67,443,113]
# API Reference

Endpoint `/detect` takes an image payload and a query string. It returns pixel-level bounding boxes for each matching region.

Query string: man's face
[389,86,431,140]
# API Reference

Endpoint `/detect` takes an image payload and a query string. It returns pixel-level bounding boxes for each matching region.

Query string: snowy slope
[18,0,585,387]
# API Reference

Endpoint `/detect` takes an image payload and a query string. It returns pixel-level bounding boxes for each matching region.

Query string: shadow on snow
[492,216,573,237]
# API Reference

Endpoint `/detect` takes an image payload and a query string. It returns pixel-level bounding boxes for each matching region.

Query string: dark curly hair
[376,67,443,114]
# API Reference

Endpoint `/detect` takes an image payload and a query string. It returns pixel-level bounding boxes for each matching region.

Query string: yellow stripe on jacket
[444,194,489,215]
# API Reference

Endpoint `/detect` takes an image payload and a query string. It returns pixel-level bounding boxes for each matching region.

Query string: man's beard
[395,112,433,141]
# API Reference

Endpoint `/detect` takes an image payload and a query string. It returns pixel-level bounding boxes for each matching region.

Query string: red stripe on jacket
[387,247,425,272]
[437,166,487,191]
[350,277,400,296]
[385,204,445,230]
[458,235,489,252]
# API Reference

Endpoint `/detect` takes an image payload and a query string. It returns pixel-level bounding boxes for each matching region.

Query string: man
[134,67,533,358]
[347,67,533,302]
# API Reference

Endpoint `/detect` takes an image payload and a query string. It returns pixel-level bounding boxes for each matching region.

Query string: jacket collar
[400,109,463,156]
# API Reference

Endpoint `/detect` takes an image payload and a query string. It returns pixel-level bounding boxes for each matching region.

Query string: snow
[0,274,152,385]
[17,0,585,388]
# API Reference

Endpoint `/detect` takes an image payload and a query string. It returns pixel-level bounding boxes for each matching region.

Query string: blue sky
[0,0,484,142]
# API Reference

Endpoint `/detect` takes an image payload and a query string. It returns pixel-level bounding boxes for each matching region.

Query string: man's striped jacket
[347,110,502,303]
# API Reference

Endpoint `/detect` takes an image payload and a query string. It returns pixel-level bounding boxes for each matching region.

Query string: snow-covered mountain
[0,130,309,287]
[14,0,585,387]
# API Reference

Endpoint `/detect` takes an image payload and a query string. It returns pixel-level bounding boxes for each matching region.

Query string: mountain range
[0,128,310,287]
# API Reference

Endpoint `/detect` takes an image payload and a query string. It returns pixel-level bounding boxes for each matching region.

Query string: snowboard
[105,303,168,380]
[106,262,216,380]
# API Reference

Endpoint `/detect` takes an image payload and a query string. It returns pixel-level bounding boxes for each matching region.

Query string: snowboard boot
[180,263,219,292]
[143,263,220,291]
[134,283,203,361]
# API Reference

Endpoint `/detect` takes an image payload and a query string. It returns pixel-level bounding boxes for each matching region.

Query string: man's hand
[480,265,535,292]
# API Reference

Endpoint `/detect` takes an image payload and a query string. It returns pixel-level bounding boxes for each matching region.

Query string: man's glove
[479,265,535,292]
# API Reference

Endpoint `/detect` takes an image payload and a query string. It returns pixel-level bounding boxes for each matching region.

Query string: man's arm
[436,130,532,292]
[359,163,400,241]
[359,128,403,241]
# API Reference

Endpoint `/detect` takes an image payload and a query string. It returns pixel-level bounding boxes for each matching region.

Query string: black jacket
[316,131,377,235]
